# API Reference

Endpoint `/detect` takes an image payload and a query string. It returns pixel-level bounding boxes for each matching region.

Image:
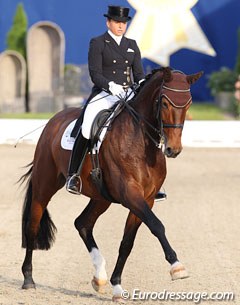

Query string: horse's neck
[134,77,161,120]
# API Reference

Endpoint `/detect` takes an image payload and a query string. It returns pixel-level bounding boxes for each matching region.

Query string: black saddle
[90,109,113,148]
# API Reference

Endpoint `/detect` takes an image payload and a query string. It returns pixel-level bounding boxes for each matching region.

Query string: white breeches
[81,88,134,139]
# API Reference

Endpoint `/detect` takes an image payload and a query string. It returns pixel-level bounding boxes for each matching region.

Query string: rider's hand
[108,82,125,96]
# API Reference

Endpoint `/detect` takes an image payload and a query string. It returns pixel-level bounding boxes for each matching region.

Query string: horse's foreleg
[123,191,188,281]
[74,198,111,293]
[110,212,142,302]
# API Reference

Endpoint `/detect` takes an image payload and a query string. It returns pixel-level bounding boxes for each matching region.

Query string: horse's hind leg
[22,196,56,289]
[110,212,142,301]
[22,166,63,289]
[74,198,111,293]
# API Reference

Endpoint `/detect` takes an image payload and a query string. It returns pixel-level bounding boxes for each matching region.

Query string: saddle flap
[90,101,125,149]
[90,109,113,147]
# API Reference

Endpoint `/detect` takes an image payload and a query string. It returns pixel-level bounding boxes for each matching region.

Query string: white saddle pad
[61,120,76,150]
[61,119,107,151]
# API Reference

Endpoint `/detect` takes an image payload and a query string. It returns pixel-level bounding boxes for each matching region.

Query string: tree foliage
[6,3,28,58]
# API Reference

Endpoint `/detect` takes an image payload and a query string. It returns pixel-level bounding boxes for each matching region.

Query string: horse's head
[159,69,203,158]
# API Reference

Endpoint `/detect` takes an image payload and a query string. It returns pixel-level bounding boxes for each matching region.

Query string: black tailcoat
[88,32,145,94]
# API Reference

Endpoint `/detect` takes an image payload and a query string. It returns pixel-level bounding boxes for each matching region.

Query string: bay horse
[20,67,202,302]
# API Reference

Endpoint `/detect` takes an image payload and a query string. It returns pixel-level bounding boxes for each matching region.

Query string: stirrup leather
[66,174,82,195]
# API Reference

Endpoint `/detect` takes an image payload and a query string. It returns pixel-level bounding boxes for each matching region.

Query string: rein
[119,96,163,148]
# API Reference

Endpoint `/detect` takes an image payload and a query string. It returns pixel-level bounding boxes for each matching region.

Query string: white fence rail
[1,119,240,148]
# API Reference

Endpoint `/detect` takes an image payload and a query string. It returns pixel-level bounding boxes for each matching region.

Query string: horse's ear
[186,71,204,85]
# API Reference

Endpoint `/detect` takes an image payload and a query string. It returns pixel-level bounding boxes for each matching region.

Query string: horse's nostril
[165,147,172,157]
[165,147,181,158]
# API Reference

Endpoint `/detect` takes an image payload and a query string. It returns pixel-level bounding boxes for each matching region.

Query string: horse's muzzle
[164,146,182,158]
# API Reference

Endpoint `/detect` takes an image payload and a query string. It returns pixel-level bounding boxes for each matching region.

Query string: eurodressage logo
[121,289,235,303]
[126,0,216,65]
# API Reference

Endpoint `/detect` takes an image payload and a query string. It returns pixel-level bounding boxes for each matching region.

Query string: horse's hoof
[170,263,189,280]
[112,295,127,303]
[91,276,107,294]
[22,281,36,289]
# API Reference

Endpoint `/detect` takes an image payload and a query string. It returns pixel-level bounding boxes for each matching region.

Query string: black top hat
[104,5,131,22]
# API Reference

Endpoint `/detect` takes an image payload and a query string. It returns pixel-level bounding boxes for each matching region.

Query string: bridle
[121,70,192,148]
[149,70,191,147]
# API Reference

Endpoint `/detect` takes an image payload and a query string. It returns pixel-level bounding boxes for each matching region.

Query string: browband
[162,85,190,93]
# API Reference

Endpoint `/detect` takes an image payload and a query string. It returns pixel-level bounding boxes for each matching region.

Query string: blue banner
[0,0,239,101]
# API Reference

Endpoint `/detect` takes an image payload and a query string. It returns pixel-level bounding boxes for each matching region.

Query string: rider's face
[107,19,127,36]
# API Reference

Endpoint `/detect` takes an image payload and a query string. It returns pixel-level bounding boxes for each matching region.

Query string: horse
[19,67,202,302]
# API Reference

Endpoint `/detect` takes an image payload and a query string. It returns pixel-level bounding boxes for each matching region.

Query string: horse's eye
[162,101,168,109]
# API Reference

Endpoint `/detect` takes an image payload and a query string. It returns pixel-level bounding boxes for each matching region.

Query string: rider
[66,5,166,201]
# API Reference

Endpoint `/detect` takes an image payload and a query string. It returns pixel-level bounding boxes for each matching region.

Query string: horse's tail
[20,163,57,250]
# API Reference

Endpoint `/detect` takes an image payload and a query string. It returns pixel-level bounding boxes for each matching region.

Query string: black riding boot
[66,130,89,195]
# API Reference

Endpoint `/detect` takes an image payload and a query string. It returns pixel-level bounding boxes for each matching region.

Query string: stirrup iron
[66,174,82,195]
